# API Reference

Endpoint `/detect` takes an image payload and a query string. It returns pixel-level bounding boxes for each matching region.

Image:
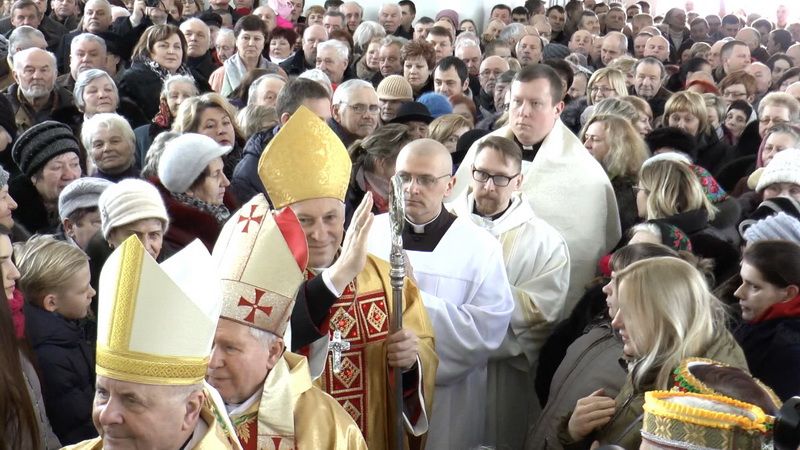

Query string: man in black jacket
[179,18,218,86]
[231,78,331,204]
[279,23,327,76]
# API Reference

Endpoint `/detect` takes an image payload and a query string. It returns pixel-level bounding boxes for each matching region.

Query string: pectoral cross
[328,330,350,374]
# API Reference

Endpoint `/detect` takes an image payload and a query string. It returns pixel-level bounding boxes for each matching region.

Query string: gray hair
[455,37,481,55]
[248,326,280,347]
[12,47,55,72]
[247,73,286,107]
[316,38,349,62]
[84,0,111,12]
[352,20,385,54]
[634,56,666,79]
[380,35,406,50]
[215,27,235,45]
[499,23,526,42]
[332,79,373,106]
[605,31,628,54]
[8,26,45,59]
[380,3,401,14]
[81,113,135,152]
[180,17,209,34]
[71,33,107,54]
[141,131,180,179]
[160,74,198,97]
[298,68,333,98]
[73,68,117,111]
[455,31,481,48]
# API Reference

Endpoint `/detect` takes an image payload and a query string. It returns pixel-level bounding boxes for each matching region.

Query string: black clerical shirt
[403,207,457,252]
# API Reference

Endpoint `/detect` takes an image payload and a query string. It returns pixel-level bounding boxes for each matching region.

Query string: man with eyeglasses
[450,135,569,449]
[476,55,510,117]
[329,79,379,147]
[366,138,514,450]
[450,64,620,328]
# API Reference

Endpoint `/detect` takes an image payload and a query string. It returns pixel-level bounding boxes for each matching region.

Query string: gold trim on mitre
[97,236,222,385]
[257,105,351,209]
[212,195,306,337]
[641,391,768,450]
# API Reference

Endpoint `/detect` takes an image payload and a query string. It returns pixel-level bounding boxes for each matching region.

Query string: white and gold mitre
[97,236,223,385]
[212,195,308,336]
[257,105,352,209]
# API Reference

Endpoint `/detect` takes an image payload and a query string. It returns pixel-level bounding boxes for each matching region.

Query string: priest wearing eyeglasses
[450,135,571,450]
[366,139,515,450]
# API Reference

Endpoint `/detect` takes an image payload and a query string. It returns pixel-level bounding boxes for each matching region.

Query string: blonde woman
[565,68,629,132]
[636,157,739,282]
[562,257,747,449]
[173,93,245,179]
[14,236,96,444]
[618,95,653,136]
[428,114,472,153]
[580,114,649,235]
[663,90,731,173]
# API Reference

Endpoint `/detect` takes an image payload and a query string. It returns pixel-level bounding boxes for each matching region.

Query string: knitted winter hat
[377,75,413,101]
[435,9,459,28]
[738,196,800,237]
[418,92,453,118]
[644,127,697,159]
[0,165,9,188]
[755,148,800,193]
[98,179,169,239]
[742,212,800,244]
[58,177,114,221]
[157,133,231,194]
[12,121,81,177]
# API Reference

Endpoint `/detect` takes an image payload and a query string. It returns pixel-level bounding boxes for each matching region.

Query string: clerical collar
[472,200,512,221]
[513,134,544,162]
[406,209,442,234]
[403,206,457,252]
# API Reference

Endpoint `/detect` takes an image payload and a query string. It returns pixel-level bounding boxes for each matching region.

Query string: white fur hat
[755,148,800,193]
[157,133,231,194]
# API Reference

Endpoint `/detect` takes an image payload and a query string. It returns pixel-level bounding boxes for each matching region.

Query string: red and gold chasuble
[302,255,438,450]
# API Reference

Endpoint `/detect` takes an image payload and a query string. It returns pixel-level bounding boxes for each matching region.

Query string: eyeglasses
[632,185,649,194]
[472,169,519,187]
[759,117,788,127]
[590,86,616,95]
[397,172,451,188]
[723,90,748,99]
[341,103,380,115]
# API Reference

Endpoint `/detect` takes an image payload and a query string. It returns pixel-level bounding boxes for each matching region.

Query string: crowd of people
[0,0,799,447]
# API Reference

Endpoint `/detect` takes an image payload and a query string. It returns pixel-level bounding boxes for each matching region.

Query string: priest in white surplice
[447,64,620,314]
[367,139,515,450]
[450,136,571,450]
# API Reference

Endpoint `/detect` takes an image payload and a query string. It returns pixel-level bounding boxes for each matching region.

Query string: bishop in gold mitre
[257,105,438,449]
[207,194,367,450]
[63,237,241,450]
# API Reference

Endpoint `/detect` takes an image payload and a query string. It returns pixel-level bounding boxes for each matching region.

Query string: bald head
[785,81,800,103]
[643,35,669,62]
[396,139,454,223]
[397,139,453,173]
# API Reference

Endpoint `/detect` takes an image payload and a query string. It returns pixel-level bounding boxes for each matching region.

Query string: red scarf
[753,293,800,323]
[9,288,25,339]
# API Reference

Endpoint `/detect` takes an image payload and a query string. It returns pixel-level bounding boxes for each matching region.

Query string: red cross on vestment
[238,288,272,323]
[237,204,264,233]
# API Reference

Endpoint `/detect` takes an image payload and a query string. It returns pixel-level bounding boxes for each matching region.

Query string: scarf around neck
[221,53,271,97]
[171,191,231,225]
[141,55,195,83]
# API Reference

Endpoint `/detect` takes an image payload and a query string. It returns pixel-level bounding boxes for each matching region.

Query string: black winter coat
[8,174,57,235]
[734,317,800,401]
[230,126,277,205]
[118,61,211,120]
[24,303,96,445]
